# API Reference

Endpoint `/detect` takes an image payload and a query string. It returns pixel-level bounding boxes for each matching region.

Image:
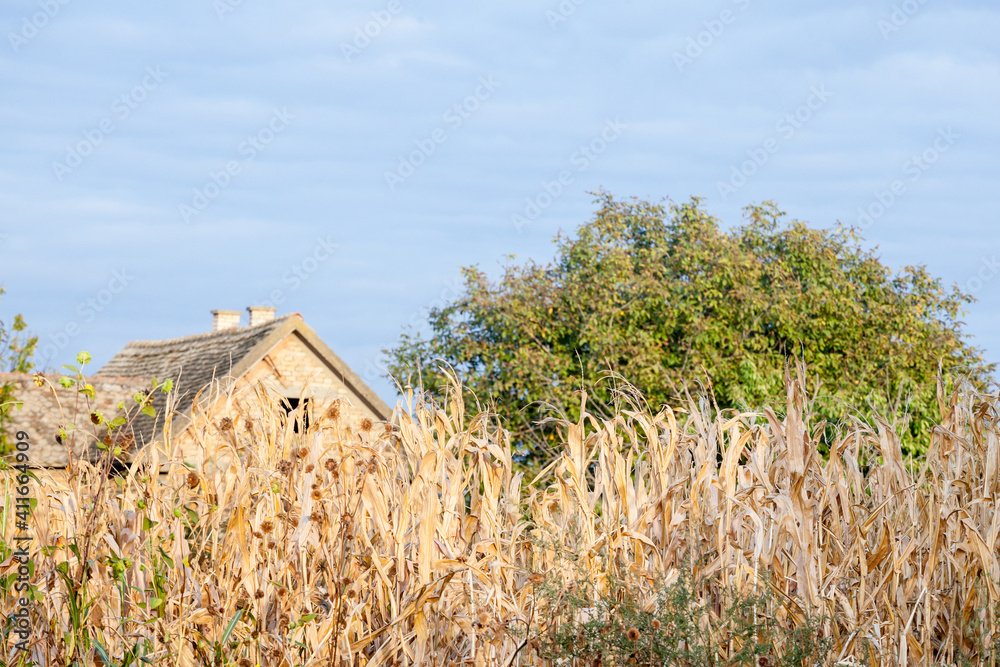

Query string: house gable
[241,333,384,421]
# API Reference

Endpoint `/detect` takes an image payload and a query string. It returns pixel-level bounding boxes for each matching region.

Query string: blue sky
[1,0,998,405]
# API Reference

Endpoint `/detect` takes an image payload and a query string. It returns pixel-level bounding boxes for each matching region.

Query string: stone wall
[241,332,383,423]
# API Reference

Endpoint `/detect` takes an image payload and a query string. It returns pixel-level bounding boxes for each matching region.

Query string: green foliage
[0,288,37,456]
[530,566,832,667]
[387,192,995,459]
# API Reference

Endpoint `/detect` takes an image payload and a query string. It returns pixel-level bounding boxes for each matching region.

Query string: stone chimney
[211,309,242,332]
[247,306,276,327]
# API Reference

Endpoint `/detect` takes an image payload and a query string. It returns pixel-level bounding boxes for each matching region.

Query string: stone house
[5,307,391,470]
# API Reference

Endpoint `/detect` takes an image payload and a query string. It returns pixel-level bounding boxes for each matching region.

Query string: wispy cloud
[1,1,998,400]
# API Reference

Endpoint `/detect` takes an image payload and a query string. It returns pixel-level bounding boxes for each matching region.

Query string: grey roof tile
[96,315,293,445]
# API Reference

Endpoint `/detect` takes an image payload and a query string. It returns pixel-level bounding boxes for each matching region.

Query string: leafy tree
[386,193,995,458]
[0,287,38,453]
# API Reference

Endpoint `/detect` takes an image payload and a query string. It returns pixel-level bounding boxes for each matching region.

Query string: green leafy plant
[0,287,37,455]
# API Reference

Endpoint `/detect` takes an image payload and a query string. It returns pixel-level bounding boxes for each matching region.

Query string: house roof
[97,313,392,446]
[1,373,150,467]
[99,315,293,418]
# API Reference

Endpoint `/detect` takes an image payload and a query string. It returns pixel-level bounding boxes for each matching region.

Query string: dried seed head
[277,587,287,597]
[347,588,357,599]
[296,447,309,459]
[651,619,661,630]
[239,659,252,667]
[758,658,769,667]
[310,510,324,524]
[324,458,338,473]
[288,516,299,528]
[277,459,293,476]
[326,404,341,420]
[267,540,276,549]
[305,464,315,473]
[384,423,393,434]
[477,610,491,626]
[626,628,641,642]
[253,531,264,539]
[90,411,102,425]
[260,520,274,534]
[311,482,319,490]
[360,418,373,432]
[254,589,264,599]
[528,573,545,585]
[186,472,199,489]
[311,490,322,500]
[218,417,234,432]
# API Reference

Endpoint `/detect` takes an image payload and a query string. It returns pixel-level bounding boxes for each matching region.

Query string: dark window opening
[282,397,311,433]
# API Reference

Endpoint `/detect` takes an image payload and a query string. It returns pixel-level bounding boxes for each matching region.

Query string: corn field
[2,373,1000,666]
